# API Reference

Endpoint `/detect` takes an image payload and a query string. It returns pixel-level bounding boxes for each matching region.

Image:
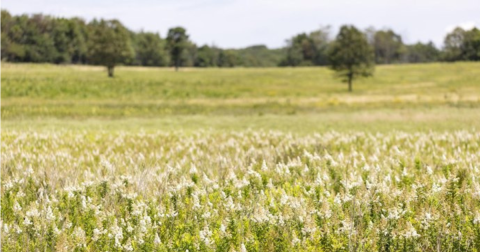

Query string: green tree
[279,42,304,66]
[166,27,189,71]
[372,29,406,64]
[87,19,134,77]
[15,14,58,63]
[195,45,219,67]
[51,18,73,63]
[405,42,440,63]
[280,26,331,66]
[443,27,466,61]
[443,27,480,62]
[65,18,89,64]
[1,10,16,61]
[328,25,375,92]
[182,41,197,67]
[236,45,285,67]
[133,31,169,66]
[218,49,239,67]
[309,26,331,65]
[280,33,314,66]
[461,28,480,61]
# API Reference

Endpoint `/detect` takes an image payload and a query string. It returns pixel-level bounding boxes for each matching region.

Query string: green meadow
[3,63,480,251]
[2,62,480,132]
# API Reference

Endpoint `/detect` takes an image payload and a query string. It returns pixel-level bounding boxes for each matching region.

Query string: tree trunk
[348,75,353,92]
[175,58,179,72]
[107,66,114,78]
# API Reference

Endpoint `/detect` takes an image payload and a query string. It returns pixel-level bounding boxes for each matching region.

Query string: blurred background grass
[2,62,479,132]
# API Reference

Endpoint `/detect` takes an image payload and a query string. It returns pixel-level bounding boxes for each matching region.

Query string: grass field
[2,62,480,121]
[2,63,480,251]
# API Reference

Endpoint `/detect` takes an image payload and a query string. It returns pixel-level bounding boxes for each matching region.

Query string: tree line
[1,10,285,70]
[1,9,479,72]
[280,25,480,66]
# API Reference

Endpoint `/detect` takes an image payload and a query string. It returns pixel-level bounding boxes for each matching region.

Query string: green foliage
[195,45,220,67]
[87,19,134,77]
[1,13,57,62]
[1,10,88,64]
[405,42,440,63]
[166,27,189,70]
[371,29,406,64]
[194,45,285,68]
[51,18,88,64]
[133,32,169,67]
[280,26,331,66]
[328,25,375,92]
[182,41,198,67]
[443,27,480,61]
[235,45,286,67]
[218,49,240,67]
[2,9,479,67]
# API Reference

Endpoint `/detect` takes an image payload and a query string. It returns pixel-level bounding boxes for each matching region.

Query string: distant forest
[1,9,479,68]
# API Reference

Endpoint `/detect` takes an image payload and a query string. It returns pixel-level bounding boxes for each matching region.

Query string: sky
[2,0,480,49]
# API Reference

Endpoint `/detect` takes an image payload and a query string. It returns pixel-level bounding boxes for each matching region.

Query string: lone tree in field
[166,27,189,71]
[87,19,134,77]
[328,25,375,92]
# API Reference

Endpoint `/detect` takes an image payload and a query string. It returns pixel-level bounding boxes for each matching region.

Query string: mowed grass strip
[4,108,480,133]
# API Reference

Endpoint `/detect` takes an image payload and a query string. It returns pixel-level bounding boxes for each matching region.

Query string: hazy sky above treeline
[3,0,479,49]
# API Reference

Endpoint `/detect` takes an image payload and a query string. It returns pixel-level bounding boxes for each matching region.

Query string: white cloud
[445,21,477,33]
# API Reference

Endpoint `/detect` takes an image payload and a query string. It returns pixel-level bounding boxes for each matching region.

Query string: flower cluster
[2,130,480,251]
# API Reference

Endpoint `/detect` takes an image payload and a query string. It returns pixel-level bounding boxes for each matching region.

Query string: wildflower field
[2,63,480,251]
[2,130,480,251]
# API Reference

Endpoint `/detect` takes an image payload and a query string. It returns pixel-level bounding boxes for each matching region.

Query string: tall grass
[2,130,480,251]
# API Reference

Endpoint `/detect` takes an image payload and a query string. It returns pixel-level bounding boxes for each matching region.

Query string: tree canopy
[1,9,479,71]
[372,29,406,64]
[443,27,480,61]
[133,32,169,67]
[166,27,189,71]
[405,42,440,63]
[87,19,134,77]
[328,25,375,92]
[279,26,331,66]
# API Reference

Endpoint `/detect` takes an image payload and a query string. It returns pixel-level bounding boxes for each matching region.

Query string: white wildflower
[154,233,162,245]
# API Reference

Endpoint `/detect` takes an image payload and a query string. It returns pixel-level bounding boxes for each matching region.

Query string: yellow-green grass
[3,108,480,133]
[2,62,480,131]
